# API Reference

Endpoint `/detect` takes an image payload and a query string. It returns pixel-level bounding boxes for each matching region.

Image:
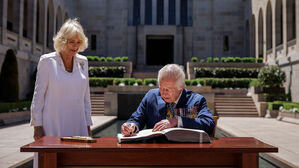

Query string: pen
[129,124,134,136]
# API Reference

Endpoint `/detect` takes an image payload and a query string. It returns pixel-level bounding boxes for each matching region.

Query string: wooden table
[20,136,278,168]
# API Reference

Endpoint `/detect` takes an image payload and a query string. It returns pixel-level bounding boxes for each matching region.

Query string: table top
[20,136,278,153]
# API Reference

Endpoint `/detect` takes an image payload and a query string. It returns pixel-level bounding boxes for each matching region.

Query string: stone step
[215,103,255,106]
[216,109,257,112]
[90,97,104,100]
[215,106,257,109]
[215,97,253,100]
[217,113,258,117]
[215,95,250,98]
[91,101,104,104]
[215,99,253,102]
[91,94,105,116]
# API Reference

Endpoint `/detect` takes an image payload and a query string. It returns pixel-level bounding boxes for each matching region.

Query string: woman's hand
[33,126,45,141]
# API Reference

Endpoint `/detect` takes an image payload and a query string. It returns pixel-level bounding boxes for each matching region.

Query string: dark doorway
[146,35,173,65]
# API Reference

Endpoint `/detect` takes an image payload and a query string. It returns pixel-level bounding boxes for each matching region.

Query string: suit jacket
[127,88,215,135]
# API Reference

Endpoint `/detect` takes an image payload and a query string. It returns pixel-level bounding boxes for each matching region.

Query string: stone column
[140,0,145,24]
[18,0,24,49]
[255,14,259,58]
[175,0,180,25]
[164,0,168,25]
[296,0,299,51]
[1,0,7,44]
[152,0,157,25]
[128,0,134,25]
[272,2,276,59]
[43,2,47,52]
[263,9,267,61]
[282,0,287,56]
[32,0,37,54]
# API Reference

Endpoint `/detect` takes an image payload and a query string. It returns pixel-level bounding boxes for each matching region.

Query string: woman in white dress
[30,18,92,167]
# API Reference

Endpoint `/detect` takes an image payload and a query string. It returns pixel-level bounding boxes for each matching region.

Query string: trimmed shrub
[89,77,115,87]
[113,78,122,85]
[200,59,205,63]
[264,93,291,102]
[191,57,198,62]
[267,101,299,110]
[257,58,263,63]
[121,56,129,62]
[199,78,253,88]
[190,79,198,86]
[241,57,256,63]
[220,57,226,63]
[99,57,106,62]
[122,78,136,86]
[213,58,219,62]
[249,79,261,87]
[87,56,95,61]
[114,57,121,62]
[194,67,259,78]
[0,49,19,102]
[185,80,191,86]
[144,78,157,86]
[106,57,113,62]
[235,57,241,62]
[89,66,126,77]
[207,57,212,62]
[226,57,235,62]
[136,79,143,85]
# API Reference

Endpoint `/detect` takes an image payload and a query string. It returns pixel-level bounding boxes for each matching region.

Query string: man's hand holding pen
[121,122,137,137]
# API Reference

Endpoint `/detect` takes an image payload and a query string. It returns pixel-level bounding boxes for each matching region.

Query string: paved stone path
[0,116,116,168]
[218,117,299,168]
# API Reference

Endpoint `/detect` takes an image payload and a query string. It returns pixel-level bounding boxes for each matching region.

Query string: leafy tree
[258,65,286,88]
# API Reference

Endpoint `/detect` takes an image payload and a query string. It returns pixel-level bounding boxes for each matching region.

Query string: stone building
[0,0,298,101]
[246,0,298,101]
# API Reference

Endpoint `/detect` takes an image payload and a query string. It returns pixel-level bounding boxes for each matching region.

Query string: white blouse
[30,52,92,136]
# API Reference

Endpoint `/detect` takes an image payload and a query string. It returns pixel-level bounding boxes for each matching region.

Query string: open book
[117,127,210,143]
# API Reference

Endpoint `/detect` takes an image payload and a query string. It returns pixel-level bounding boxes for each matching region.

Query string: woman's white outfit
[30,52,92,167]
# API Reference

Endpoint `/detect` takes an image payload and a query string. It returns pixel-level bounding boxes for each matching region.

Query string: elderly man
[121,64,215,136]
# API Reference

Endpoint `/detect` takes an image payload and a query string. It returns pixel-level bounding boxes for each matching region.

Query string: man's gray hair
[157,64,185,89]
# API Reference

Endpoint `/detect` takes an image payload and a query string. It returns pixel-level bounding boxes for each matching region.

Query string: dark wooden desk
[21,136,278,168]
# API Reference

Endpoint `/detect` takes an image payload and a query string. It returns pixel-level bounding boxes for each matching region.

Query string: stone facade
[247,0,299,101]
[0,0,298,101]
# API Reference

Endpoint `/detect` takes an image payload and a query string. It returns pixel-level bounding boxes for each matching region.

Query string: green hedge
[191,57,262,63]
[201,78,253,88]
[89,66,126,78]
[89,78,115,87]
[0,101,31,113]
[264,93,291,102]
[267,101,299,110]
[90,78,154,87]
[87,56,129,62]
[89,77,253,88]
[194,67,259,78]
[144,78,157,86]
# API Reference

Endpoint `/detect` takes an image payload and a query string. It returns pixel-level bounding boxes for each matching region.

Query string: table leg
[38,152,57,168]
[241,153,258,168]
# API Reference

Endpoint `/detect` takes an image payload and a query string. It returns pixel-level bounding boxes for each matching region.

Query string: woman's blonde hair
[53,18,88,52]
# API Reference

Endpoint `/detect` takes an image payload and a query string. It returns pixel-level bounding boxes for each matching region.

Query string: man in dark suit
[121,64,215,136]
